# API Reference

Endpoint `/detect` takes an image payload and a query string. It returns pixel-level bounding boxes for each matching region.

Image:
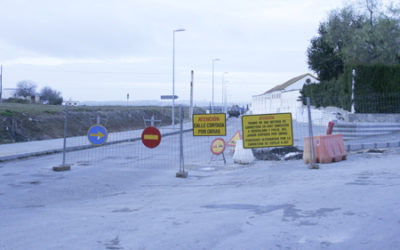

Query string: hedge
[301,64,400,113]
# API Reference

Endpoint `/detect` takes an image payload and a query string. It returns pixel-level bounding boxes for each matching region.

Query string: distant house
[251,73,319,118]
[2,88,40,103]
[63,100,80,106]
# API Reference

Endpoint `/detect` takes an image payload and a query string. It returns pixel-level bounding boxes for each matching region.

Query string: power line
[5,68,171,75]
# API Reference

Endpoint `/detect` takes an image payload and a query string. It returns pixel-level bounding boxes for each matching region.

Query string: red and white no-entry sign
[141,126,162,148]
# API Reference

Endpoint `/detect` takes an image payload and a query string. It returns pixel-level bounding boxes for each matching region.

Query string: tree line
[11,80,63,105]
[307,0,399,81]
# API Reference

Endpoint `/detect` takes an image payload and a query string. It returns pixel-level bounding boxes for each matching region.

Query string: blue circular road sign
[87,124,108,146]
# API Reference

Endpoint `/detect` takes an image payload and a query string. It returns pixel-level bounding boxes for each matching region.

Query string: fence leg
[176,105,188,178]
[307,97,319,169]
[53,104,71,172]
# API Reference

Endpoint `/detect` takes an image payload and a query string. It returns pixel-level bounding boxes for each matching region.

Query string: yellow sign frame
[242,113,293,148]
[193,113,226,136]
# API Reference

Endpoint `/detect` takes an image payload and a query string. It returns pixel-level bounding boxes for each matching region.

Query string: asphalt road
[1,139,400,249]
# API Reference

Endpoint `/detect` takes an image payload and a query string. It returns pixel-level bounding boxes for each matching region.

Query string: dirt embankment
[0,104,198,144]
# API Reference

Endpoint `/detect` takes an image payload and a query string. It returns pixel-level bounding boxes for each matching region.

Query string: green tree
[40,87,63,105]
[307,2,400,79]
[307,24,344,81]
[345,10,400,64]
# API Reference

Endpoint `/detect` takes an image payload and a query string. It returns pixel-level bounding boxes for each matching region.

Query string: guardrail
[331,121,400,151]
[333,122,400,140]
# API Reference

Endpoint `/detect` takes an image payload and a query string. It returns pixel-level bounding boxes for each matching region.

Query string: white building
[63,100,80,106]
[251,73,319,119]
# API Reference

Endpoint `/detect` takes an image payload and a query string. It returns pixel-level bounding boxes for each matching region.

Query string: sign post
[176,105,188,178]
[242,113,293,148]
[210,138,226,164]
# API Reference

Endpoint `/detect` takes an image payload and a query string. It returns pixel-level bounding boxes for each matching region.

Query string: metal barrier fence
[53,104,314,169]
[251,93,400,152]
[1,94,400,169]
[311,95,400,151]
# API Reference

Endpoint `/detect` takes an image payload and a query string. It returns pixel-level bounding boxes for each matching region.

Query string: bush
[0,109,17,117]
[353,64,400,113]
[4,98,30,104]
[40,87,63,105]
[300,73,352,111]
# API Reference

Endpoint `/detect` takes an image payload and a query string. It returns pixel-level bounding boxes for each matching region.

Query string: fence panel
[307,94,400,151]
[2,93,400,166]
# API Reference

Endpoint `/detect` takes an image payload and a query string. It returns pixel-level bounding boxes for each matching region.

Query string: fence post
[307,97,319,169]
[351,69,356,113]
[53,103,71,171]
[0,65,3,104]
[176,105,188,178]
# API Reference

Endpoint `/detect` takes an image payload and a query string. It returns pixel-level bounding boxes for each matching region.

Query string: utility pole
[222,72,228,113]
[351,69,356,113]
[172,28,186,128]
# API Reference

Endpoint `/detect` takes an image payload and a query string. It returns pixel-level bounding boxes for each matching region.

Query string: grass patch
[0,109,17,117]
[44,110,59,114]
[0,103,63,114]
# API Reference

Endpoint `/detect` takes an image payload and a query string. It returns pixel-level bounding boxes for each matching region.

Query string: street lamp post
[172,28,185,128]
[224,81,230,114]
[222,72,228,113]
[224,84,228,114]
[211,58,220,113]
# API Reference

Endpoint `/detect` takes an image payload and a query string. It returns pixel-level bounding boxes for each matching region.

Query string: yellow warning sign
[193,114,226,136]
[242,113,293,148]
[227,131,241,146]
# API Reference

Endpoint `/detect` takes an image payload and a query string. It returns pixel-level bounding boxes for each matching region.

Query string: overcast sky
[0,0,348,104]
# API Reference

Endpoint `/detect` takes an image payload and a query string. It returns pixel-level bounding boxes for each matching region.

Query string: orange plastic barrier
[303,134,347,164]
